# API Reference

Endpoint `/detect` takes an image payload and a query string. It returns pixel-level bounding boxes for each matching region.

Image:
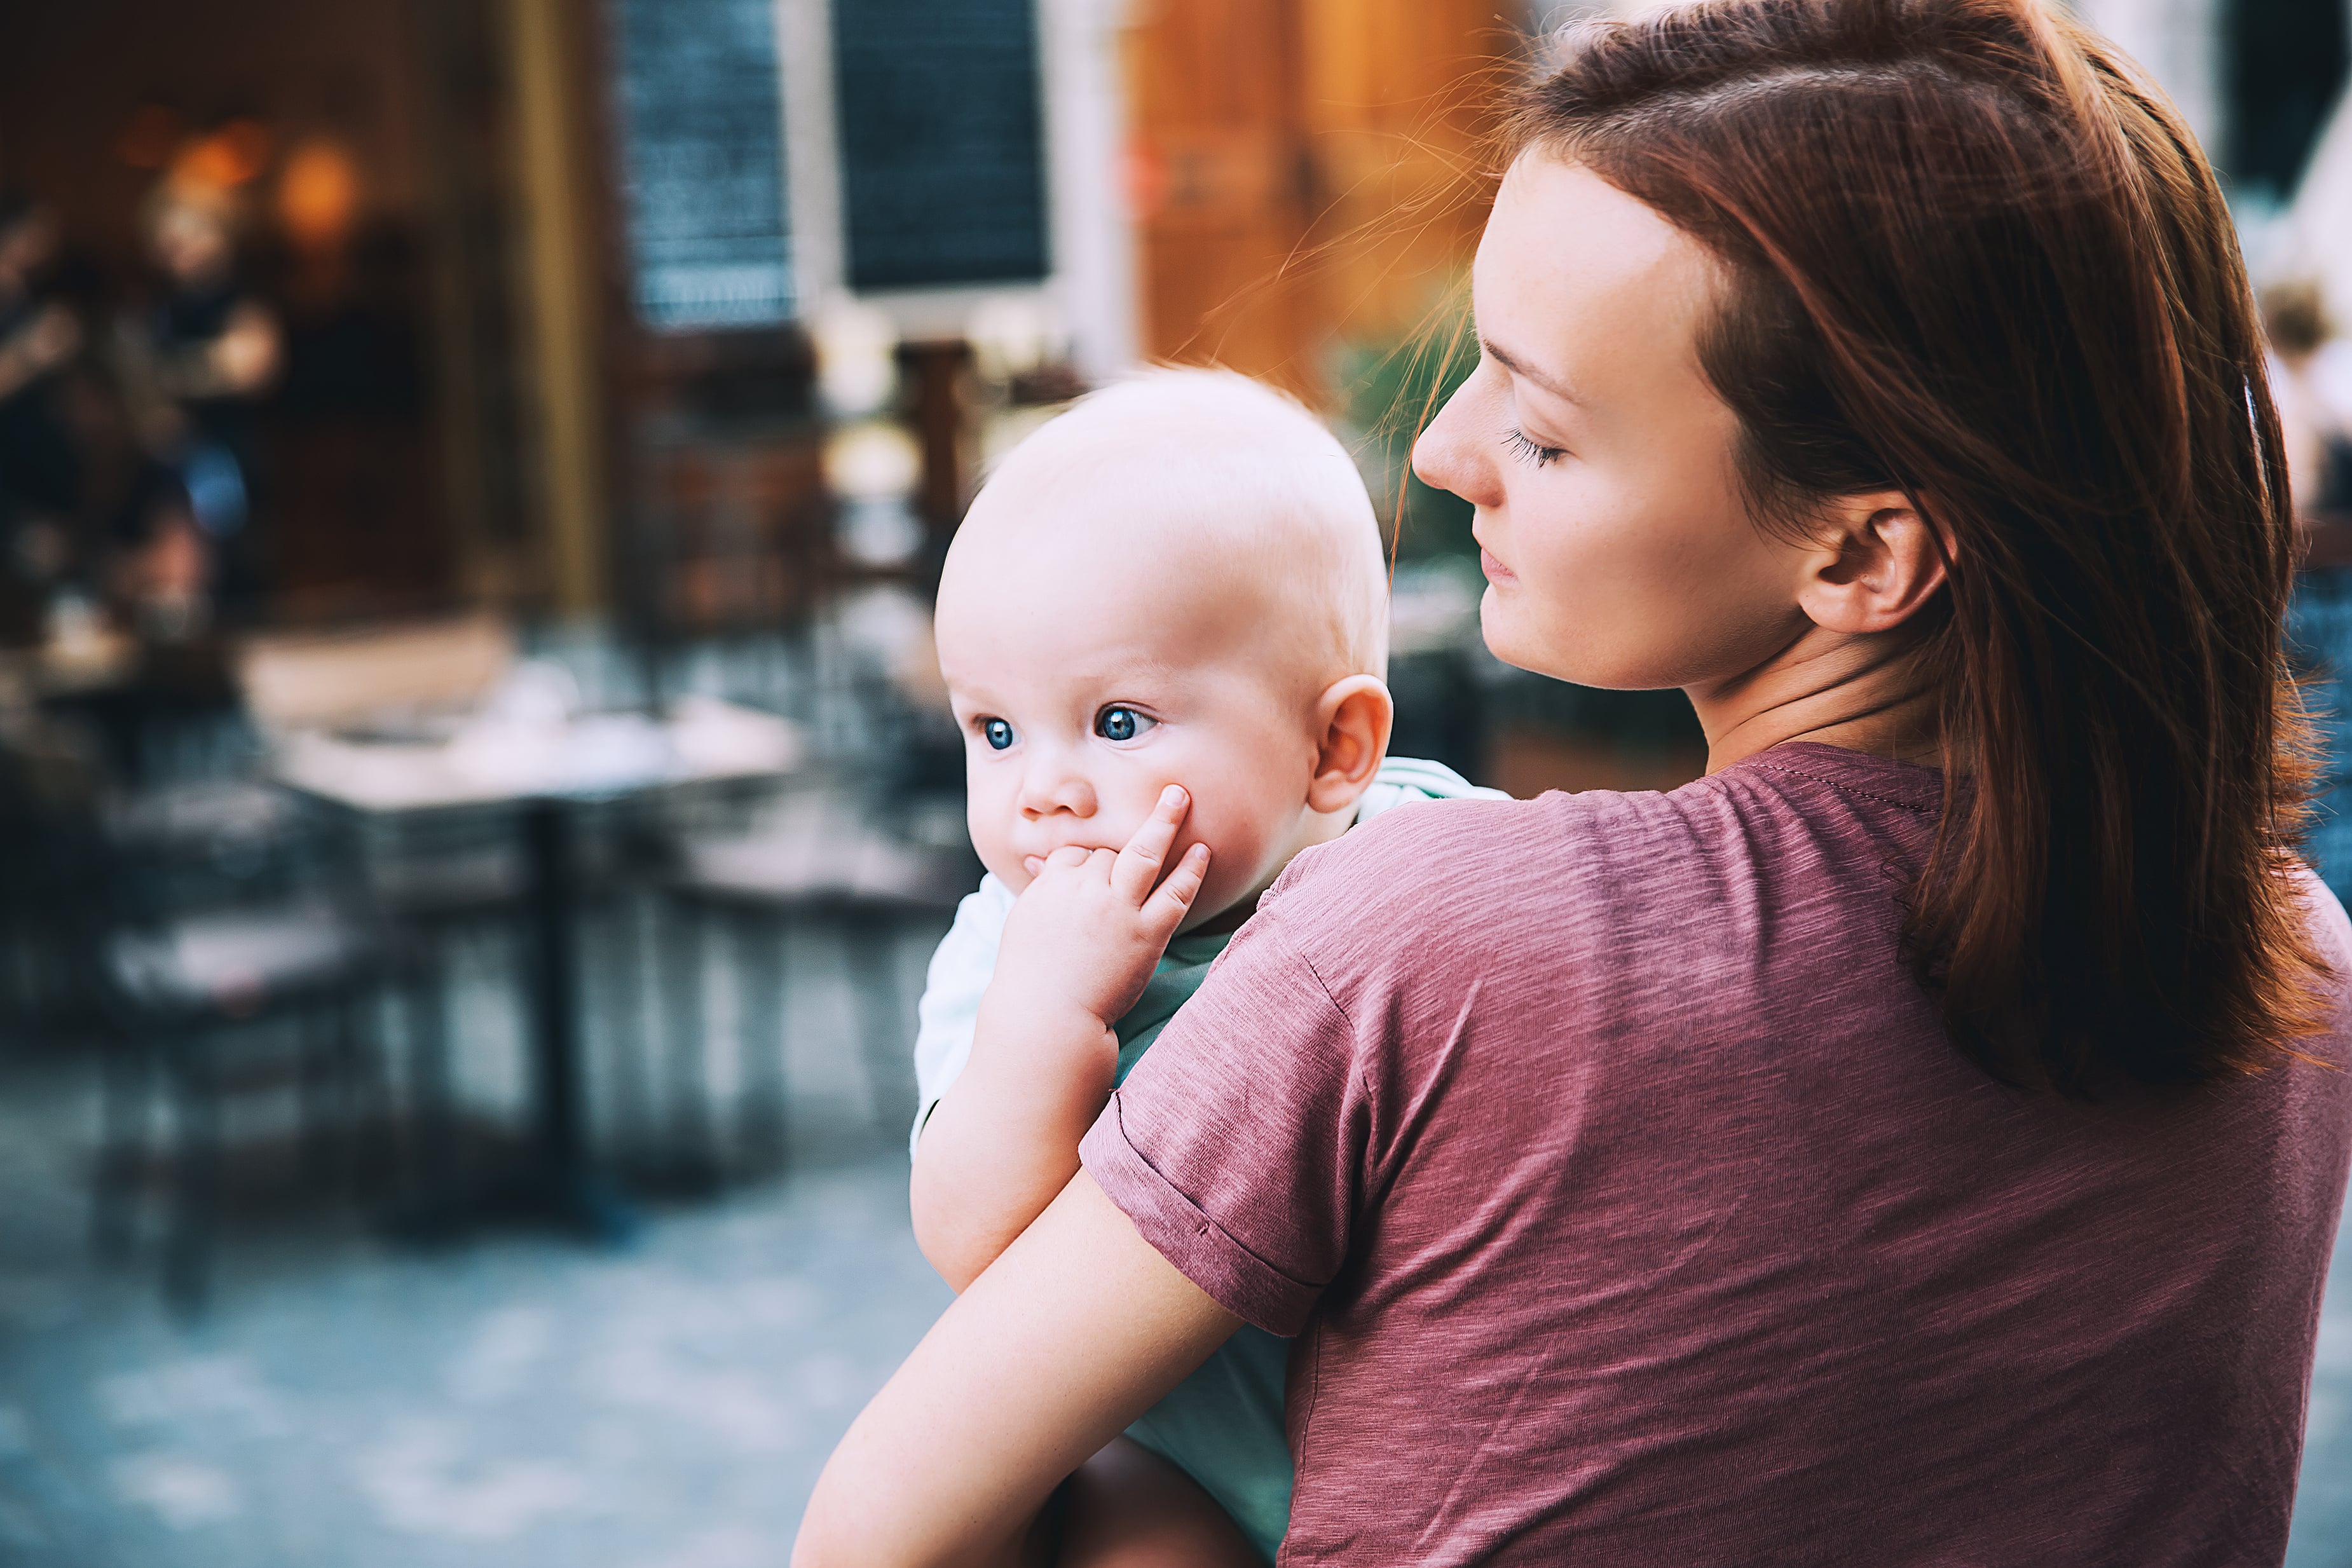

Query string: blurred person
[106,470,211,643]
[908,369,1501,1566]
[116,175,281,626]
[2262,280,2352,516]
[798,2,2352,1564]
[0,191,85,639]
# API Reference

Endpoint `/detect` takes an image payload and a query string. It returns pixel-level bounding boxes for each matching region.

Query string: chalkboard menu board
[832,0,1050,291]
[606,0,795,330]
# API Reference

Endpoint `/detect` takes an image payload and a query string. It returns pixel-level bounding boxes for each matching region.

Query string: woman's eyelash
[1503,428,1565,468]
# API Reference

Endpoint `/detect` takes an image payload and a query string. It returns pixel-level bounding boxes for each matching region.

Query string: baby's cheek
[1184,817,1274,914]
[964,795,1028,892]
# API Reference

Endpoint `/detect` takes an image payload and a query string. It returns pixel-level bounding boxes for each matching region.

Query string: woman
[798,1,2352,1561]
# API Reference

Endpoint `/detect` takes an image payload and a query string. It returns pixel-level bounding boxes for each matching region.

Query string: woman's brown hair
[1511,0,2330,1093]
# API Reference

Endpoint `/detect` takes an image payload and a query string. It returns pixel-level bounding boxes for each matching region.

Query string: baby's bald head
[936,369,1397,923]
[942,368,1389,693]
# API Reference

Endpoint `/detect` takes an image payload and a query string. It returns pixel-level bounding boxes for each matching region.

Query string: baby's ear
[1307,676,1394,815]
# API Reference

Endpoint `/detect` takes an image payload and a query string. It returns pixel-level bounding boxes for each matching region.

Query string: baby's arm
[912,787,1208,1293]
[912,1004,1117,1292]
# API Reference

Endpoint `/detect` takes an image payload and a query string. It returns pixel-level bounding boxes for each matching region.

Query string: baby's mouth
[1020,842,1116,876]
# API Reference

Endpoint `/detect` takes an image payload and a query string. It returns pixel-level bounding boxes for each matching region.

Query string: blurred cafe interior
[1,0,2351,1563]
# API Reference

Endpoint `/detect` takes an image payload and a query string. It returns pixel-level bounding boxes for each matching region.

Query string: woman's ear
[1306,676,1395,816]
[1795,491,1952,636]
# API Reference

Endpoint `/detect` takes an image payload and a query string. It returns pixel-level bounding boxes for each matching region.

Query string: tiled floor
[0,890,959,1568]
[0,1010,952,1568]
[0,1149,946,1567]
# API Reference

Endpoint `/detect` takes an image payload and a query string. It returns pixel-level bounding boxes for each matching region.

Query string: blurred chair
[35,636,250,793]
[242,613,675,1189]
[58,613,524,953]
[1,734,428,1314]
[236,613,528,1133]
[658,781,973,1185]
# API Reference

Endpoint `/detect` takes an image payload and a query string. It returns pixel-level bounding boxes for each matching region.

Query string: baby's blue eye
[1095,706,1153,742]
[981,718,1015,751]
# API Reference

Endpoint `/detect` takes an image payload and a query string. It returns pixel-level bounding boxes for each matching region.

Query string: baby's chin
[1175,897,1252,937]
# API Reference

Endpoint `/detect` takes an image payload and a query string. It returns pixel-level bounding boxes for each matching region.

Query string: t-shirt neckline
[1732,740,1945,815]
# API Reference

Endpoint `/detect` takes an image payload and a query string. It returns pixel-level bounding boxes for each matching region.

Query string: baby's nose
[1018,758,1097,819]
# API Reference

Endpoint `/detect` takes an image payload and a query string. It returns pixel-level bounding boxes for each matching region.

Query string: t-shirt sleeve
[1079,900,1371,1337]
[908,878,1011,1161]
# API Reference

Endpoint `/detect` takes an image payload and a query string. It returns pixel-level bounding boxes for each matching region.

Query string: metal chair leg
[299,1004,338,1189]
[598,897,657,1174]
[343,992,393,1195]
[90,1039,149,1262]
[735,912,789,1175]
[395,958,456,1225]
[165,1037,219,1317]
[845,911,915,1136]
[659,901,720,1190]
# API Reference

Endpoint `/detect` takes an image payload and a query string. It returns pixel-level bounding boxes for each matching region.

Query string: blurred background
[0,0,2348,1563]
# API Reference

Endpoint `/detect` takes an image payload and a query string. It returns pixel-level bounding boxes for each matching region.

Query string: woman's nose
[1411,375,1505,511]
[1017,754,1097,820]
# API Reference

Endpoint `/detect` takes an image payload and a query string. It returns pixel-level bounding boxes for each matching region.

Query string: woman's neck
[1688,622,1942,774]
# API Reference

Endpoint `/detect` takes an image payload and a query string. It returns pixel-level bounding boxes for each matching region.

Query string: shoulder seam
[1252,904,1380,1127]
[1745,760,1939,818]
[1256,903,1357,1031]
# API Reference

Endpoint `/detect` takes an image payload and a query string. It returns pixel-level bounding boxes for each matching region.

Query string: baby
[910,368,1500,1565]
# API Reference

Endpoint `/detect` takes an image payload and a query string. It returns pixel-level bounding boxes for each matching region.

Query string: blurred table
[8,632,242,787]
[273,696,804,1238]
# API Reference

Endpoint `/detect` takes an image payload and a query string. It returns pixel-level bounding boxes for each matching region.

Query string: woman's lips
[1480,547,1516,585]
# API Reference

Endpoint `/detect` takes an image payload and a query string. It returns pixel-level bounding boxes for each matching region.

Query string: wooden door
[1123,0,1318,395]
[1125,0,1512,406]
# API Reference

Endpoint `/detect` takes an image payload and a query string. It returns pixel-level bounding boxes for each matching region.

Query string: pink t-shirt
[1079,743,2352,1565]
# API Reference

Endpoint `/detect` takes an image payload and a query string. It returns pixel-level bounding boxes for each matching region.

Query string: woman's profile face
[1414,155,1812,692]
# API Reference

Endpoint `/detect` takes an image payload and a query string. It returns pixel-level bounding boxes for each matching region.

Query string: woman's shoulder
[1256,751,1945,985]
[1306,773,1740,878]
[1259,781,1719,961]
[2288,861,2352,976]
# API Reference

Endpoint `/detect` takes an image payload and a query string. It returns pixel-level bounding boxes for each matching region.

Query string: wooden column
[896,339,976,561]
[506,0,608,615]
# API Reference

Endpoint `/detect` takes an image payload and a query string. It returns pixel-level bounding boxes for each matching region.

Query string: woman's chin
[1479,611,1633,689]
[1478,598,1559,679]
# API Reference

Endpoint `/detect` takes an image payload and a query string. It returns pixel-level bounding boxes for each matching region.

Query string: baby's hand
[988,785,1212,1037]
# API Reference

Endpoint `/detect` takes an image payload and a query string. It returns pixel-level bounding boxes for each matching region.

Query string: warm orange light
[119,104,182,170]
[278,140,361,252]
[176,119,273,189]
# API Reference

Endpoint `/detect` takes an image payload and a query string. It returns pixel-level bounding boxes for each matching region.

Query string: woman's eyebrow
[1480,336,1585,406]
